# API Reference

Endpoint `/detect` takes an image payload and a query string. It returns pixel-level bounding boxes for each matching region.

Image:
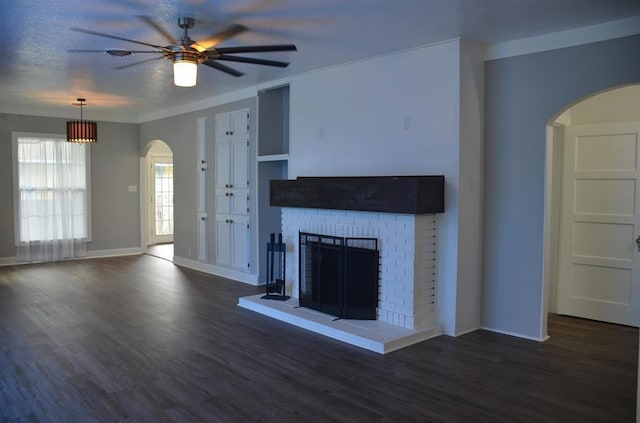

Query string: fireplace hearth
[299,232,379,320]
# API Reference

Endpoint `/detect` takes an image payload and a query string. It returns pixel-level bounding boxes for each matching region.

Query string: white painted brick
[396,304,413,316]
[282,207,438,330]
[387,295,403,306]
[405,316,415,329]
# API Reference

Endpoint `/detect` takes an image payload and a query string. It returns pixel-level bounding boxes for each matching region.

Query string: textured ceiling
[2,0,640,121]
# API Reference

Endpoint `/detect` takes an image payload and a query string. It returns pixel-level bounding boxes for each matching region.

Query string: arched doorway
[143,140,174,261]
[544,84,640,328]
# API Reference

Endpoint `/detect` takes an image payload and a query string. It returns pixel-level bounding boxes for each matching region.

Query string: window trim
[11,131,92,246]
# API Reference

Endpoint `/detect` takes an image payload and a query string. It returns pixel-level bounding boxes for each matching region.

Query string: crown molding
[484,14,640,61]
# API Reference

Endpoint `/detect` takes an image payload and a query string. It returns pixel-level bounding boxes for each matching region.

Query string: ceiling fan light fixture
[173,52,198,87]
[67,98,97,143]
[71,15,297,86]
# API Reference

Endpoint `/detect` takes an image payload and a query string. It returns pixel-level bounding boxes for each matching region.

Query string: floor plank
[0,255,637,422]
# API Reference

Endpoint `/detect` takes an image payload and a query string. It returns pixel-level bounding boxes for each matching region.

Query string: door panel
[231,139,249,189]
[557,122,640,326]
[215,141,231,189]
[215,192,231,214]
[570,264,631,304]
[230,192,249,215]
[573,222,633,260]
[230,219,249,270]
[574,179,636,215]
[575,133,637,171]
[215,217,231,267]
[230,109,249,137]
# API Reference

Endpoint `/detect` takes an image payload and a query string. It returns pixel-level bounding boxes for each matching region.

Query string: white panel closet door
[197,117,208,262]
[557,122,640,326]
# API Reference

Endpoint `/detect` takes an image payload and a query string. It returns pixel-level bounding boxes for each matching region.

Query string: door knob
[636,235,640,252]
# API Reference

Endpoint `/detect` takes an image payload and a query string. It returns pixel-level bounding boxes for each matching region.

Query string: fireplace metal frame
[299,232,379,320]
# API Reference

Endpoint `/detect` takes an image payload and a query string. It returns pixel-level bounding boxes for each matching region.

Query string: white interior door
[557,122,640,326]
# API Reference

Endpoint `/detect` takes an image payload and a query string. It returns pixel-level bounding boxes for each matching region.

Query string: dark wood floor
[0,255,637,422]
[145,243,174,262]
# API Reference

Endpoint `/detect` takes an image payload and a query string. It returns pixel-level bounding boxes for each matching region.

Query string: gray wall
[139,98,257,264]
[483,34,640,338]
[0,113,140,257]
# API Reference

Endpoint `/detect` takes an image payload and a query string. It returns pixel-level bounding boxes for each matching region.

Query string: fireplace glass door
[299,232,378,320]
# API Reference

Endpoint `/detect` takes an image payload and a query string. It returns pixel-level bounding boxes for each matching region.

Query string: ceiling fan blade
[68,49,112,53]
[70,27,171,51]
[191,24,248,52]
[202,60,245,77]
[114,56,164,70]
[137,15,177,45]
[214,44,297,54]
[68,49,162,54]
[215,54,289,68]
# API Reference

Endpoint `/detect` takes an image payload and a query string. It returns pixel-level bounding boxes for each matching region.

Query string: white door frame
[139,157,147,252]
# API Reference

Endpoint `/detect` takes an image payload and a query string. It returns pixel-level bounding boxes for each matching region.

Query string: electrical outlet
[403,116,411,130]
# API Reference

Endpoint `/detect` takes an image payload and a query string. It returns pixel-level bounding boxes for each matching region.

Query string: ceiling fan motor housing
[174,51,203,64]
[178,16,195,29]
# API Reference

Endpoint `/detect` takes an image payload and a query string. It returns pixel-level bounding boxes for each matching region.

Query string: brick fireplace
[238,176,445,353]
[282,208,437,330]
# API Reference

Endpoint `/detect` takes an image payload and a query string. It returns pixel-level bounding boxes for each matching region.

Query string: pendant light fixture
[67,98,97,143]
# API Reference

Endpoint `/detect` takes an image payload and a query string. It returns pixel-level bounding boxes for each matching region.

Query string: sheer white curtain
[15,135,89,262]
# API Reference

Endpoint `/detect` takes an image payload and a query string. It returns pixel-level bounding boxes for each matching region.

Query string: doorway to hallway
[144,140,174,260]
[546,85,640,328]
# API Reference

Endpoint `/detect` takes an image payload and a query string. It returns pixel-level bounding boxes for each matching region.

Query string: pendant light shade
[67,98,97,143]
[173,52,198,87]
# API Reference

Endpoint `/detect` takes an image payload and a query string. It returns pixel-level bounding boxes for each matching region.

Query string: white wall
[456,40,485,335]
[288,39,484,335]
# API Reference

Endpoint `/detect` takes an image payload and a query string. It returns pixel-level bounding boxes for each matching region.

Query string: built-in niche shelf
[257,154,289,162]
[257,85,290,283]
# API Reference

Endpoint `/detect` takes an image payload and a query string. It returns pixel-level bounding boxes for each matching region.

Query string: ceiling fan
[69,16,297,87]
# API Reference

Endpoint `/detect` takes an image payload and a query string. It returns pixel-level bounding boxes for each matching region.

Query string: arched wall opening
[543,84,640,329]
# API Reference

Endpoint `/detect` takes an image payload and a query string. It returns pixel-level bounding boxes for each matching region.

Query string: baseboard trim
[454,327,481,337]
[173,257,259,285]
[480,326,547,342]
[0,247,144,267]
[86,247,144,259]
[0,257,17,266]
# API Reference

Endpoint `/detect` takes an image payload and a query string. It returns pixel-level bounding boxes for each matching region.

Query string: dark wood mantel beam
[270,175,445,215]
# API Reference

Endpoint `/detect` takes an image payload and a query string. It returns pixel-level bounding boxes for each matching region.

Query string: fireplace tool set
[262,233,290,300]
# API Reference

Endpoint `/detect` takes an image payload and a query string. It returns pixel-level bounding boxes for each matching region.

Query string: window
[12,132,91,247]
